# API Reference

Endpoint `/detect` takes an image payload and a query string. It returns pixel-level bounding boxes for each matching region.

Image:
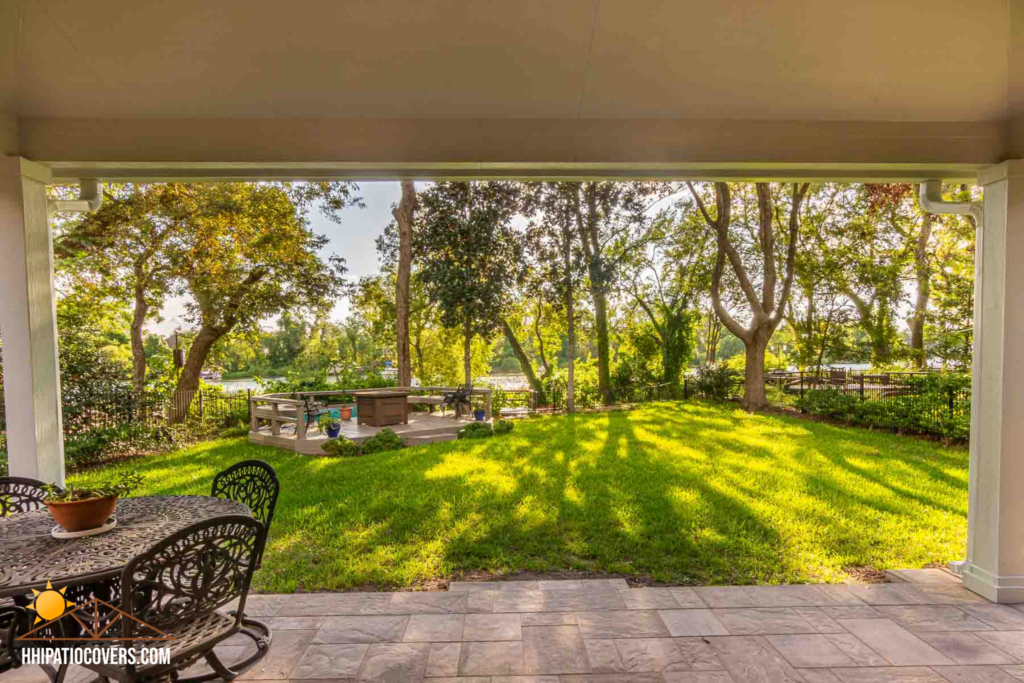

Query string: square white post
[0,157,65,485]
[961,160,1024,602]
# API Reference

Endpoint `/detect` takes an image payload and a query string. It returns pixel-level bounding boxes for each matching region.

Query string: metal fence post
[247,389,252,419]
[199,389,204,421]
[859,374,865,401]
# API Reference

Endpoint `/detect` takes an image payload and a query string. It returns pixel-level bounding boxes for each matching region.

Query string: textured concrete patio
[14,576,1024,683]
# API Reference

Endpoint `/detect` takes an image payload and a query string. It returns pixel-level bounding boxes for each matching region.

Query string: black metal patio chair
[0,605,27,674]
[56,515,271,683]
[296,394,329,425]
[211,460,280,570]
[0,476,62,516]
[441,384,473,418]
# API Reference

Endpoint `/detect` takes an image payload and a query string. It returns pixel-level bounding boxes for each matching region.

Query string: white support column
[0,157,65,485]
[961,160,1024,603]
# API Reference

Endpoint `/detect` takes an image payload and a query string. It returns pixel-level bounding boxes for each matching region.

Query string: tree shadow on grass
[72,402,967,589]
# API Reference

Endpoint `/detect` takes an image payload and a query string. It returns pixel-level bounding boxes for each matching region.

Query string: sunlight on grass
[70,400,968,591]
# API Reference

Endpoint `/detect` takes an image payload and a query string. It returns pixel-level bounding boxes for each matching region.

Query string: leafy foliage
[321,436,364,458]
[493,419,515,435]
[42,470,143,502]
[797,373,971,440]
[691,363,740,400]
[361,428,405,454]
[458,422,494,440]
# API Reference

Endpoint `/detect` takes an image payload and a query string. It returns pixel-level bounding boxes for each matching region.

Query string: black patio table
[0,495,250,599]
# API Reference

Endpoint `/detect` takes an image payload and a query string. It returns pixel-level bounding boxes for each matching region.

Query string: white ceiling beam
[23,117,1001,183]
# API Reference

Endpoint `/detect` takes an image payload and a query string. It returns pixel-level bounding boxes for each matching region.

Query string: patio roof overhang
[2,0,1024,604]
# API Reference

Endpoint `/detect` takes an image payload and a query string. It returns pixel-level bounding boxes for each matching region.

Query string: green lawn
[71,402,968,592]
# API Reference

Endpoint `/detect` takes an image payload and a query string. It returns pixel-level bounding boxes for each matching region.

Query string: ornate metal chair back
[120,515,265,643]
[210,460,279,568]
[0,605,27,673]
[0,477,60,516]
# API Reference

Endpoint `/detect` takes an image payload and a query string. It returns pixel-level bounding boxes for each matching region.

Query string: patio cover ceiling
[2,0,1023,181]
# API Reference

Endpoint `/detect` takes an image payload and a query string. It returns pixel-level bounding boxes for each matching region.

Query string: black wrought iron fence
[0,386,252,438]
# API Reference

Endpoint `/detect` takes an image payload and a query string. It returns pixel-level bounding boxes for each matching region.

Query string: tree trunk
[561,216,576,413]
[413,327,425,381]
[591,285,613,405]
[534,312,553,380]
[705,313,721,363]
[661,315,686,385]
[130,282,150,393]
[741,335,768,411]
[394,180,415,387]
[501,318,547,404]
[463,314,473,387]
[170,326,221,423]
[565,289,575,413]
[910,213,933,368]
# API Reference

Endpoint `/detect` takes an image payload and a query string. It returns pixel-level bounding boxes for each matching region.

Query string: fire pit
[352,390,410,427]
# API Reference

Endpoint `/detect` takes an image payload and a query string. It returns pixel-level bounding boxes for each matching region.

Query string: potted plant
[42,471,144,532]
[473,408,486,421]
[318,413,342,438]
[339,405,353,421]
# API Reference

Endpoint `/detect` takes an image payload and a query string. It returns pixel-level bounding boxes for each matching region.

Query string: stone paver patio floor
[14,577,1024,682]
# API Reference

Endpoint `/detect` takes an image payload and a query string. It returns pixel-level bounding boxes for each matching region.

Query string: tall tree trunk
[741,333,769,411]
[662,316,686,386]
[565,289,576,413]
[463,314,473,387]
[413,327,425,381]
[170,326,220,423]
[130,281,150,393]
[705,312,722,363]
[561,219,576,413]
[910,213,933,368]
[393,180,416,387]
[533,309,553,380]
[501,318,547,404]
[591,284,613,405]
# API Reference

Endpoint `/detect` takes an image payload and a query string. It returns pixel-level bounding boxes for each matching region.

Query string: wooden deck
[248,411,481,455]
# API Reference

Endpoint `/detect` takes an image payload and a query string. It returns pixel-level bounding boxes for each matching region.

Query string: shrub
[797,373,971,441]
[797,389,859,419]
[493,420,514,435]
[64,423,176,469]
[691,363,739,401]
[459,422,494,440]
[361,428,405,454]
[321,436,363,457]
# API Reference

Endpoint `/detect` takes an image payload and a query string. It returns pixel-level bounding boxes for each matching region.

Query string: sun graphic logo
[27,581,75,624]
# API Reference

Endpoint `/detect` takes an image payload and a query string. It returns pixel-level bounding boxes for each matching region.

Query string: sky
[151,181,402,336]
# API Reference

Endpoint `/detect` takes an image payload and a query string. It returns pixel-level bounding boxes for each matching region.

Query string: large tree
[570,182,664,405]
[55,181,360,394]
[55,184,188,392]
[786,184,856,369]
[688,182,810,411]
[415,182,524,387]
[525,185,588,412]
[169,183,347,419]
[621,194,713,384]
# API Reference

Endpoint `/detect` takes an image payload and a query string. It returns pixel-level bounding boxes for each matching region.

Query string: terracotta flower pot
[340,407,352,421]
[46,495,118,532]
